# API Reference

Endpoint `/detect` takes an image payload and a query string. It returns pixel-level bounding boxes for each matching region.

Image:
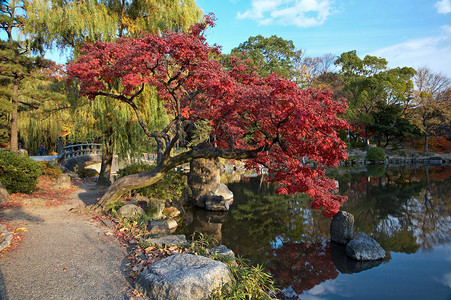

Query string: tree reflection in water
[269,241,338,296]
[339,166,451,252]
[179,166,450,298]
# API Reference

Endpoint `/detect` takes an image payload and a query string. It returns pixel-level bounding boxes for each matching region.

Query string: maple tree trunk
[10,82,19,152]
[94,165,167,211]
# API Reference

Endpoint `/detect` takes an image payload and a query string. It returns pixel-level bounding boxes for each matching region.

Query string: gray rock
[148,220,170,236]
[212,183,234,201]
[163,207,181,218]
[147,235,188,247]
[17,149,28,156]
[203,196,231,211]
[147,198,165,220]
[210,245,235,261]
[0,182,9,204]
[136,254,231,300]
[330,211,354,244]
[346,233,386,261]
[52,174,71,189]
[166,218,178,231]
[117,204,145,218]
[0,224,13,252]
[330,242,384,273]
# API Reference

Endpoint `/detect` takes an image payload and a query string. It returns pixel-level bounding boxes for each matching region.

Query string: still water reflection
[179,166,451,299]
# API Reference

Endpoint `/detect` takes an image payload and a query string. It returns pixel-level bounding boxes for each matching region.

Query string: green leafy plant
[184,233,277,300]
[366,147,385,162]
[117,163,186,201]
[210,257,276,300]
[0,150,42,193]
[39,161,62,180]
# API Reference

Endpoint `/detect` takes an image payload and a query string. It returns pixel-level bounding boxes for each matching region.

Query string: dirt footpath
[0,180,133,300]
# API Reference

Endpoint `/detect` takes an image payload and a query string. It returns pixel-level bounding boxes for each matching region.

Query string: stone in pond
[346,233,385,261]
[330,210,354,244]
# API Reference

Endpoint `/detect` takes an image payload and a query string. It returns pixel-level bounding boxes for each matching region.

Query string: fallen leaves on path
[3,176,77,209]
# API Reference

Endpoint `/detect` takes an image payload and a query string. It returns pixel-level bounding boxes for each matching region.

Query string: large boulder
[330,211,354,244]
[0,182,9,204]
[188,155,234,210]
[346,234,386,261]
[136,253,231,300]
[117,204,145,218]
[188,157,221,208]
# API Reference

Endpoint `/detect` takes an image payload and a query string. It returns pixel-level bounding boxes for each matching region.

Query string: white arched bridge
[57,143,103,171]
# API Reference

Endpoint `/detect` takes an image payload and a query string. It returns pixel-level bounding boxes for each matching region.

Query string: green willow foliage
[20,0,204,172]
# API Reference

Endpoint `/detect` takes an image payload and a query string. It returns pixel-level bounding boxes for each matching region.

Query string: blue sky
[195,0,451,77]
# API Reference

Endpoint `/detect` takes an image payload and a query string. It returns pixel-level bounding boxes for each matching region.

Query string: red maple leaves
[67,16,349,217]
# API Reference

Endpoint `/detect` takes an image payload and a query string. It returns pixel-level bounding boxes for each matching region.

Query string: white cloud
[237,0,333,27]
[435,0,451,14]
[371,25,451,78]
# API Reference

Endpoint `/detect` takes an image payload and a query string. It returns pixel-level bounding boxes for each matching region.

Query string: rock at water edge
[136,253,231,300]
[346,234,385,261]
[330,211,354,244]
[147,220,170,236]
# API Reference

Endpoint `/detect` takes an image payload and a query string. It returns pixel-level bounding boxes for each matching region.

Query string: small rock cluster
[112,194,235,300]
[330,211,385,261]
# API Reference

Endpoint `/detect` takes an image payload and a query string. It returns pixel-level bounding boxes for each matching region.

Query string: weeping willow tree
[21,0,203,185]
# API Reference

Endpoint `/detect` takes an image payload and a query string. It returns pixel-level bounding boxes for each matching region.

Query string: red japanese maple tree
[67,15,349,217]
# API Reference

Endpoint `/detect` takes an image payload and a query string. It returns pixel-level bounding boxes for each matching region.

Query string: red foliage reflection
[268,241,338,295]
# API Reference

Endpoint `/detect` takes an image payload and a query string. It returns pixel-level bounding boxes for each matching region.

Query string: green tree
[335,50,416,148]
[228,35,303,81]
[0,0,64,153]
[24,0,203,185]
[410,66,451,152]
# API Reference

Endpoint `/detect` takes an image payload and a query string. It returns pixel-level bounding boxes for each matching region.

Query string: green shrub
[0,150,42,193]
[39,161,62,180]
[77,167,99,178]
[117,162,185,202]
[366,147,385,162]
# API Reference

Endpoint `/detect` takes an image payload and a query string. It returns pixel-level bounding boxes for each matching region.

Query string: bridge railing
[58,143,102,160]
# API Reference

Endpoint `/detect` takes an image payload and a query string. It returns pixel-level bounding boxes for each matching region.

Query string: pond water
[178,166,451,299]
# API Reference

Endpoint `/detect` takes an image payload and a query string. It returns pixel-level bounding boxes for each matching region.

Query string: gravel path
[0,181,133,300]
